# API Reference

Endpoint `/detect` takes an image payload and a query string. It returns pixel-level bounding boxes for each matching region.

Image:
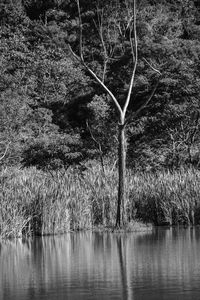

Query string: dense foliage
[1,0,200,170]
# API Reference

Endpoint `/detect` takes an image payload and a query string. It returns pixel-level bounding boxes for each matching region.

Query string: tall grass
[127,168,200,226]
[1,164,200,238]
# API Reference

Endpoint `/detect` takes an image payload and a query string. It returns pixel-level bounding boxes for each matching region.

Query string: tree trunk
[116,121,126,227]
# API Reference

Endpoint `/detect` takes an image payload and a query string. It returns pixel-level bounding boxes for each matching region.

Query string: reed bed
[127,168,200,226]
[1,165,200,238]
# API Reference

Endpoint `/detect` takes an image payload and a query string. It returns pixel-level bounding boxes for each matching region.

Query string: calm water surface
[1,228,200,300]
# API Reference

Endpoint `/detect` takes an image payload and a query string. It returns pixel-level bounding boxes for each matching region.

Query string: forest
[1,0,200,237]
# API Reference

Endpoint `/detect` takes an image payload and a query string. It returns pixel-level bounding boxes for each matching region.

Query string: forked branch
[69,0,124,116]
[69,0,160,124]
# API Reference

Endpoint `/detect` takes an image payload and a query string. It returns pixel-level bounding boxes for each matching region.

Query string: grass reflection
[1,229,200,300]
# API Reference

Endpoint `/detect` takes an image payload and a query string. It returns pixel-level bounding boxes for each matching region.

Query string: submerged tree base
[91,221,153,233]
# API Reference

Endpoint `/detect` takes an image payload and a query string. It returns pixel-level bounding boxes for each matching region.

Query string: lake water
[1,228,200,300]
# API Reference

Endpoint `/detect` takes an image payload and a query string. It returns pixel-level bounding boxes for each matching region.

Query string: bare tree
[168,111,200,167]
[69,0,161,227]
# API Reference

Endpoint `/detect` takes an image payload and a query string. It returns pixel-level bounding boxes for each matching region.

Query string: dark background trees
[1,0,200,170]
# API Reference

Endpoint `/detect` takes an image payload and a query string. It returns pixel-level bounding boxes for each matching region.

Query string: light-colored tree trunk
[69,0,161,228]
[116,122,126,227]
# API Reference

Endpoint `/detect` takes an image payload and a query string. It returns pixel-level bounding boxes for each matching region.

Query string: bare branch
[133,79,160,118]
[111,159,118,174]
[191,111,200,144]
[82,60,123,115]
[0,141,11,161]
[69,0,123,116]
[182,111,200,145]
[86,120,100,147]
[125,77,161,125]
[76,0,84,61]
[86,120,106,174]
[93,8,108,83]
[70,0,160,126]
[143,58,162,76]
[123,0,138,117]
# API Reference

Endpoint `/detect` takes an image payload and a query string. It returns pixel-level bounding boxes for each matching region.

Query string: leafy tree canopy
[1,0,200,170]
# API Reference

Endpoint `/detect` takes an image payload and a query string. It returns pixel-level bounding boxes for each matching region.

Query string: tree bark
[70,0,160,229]
[116,121,126,227]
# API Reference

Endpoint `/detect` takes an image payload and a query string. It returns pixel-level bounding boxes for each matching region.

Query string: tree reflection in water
[1,228,200,300]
